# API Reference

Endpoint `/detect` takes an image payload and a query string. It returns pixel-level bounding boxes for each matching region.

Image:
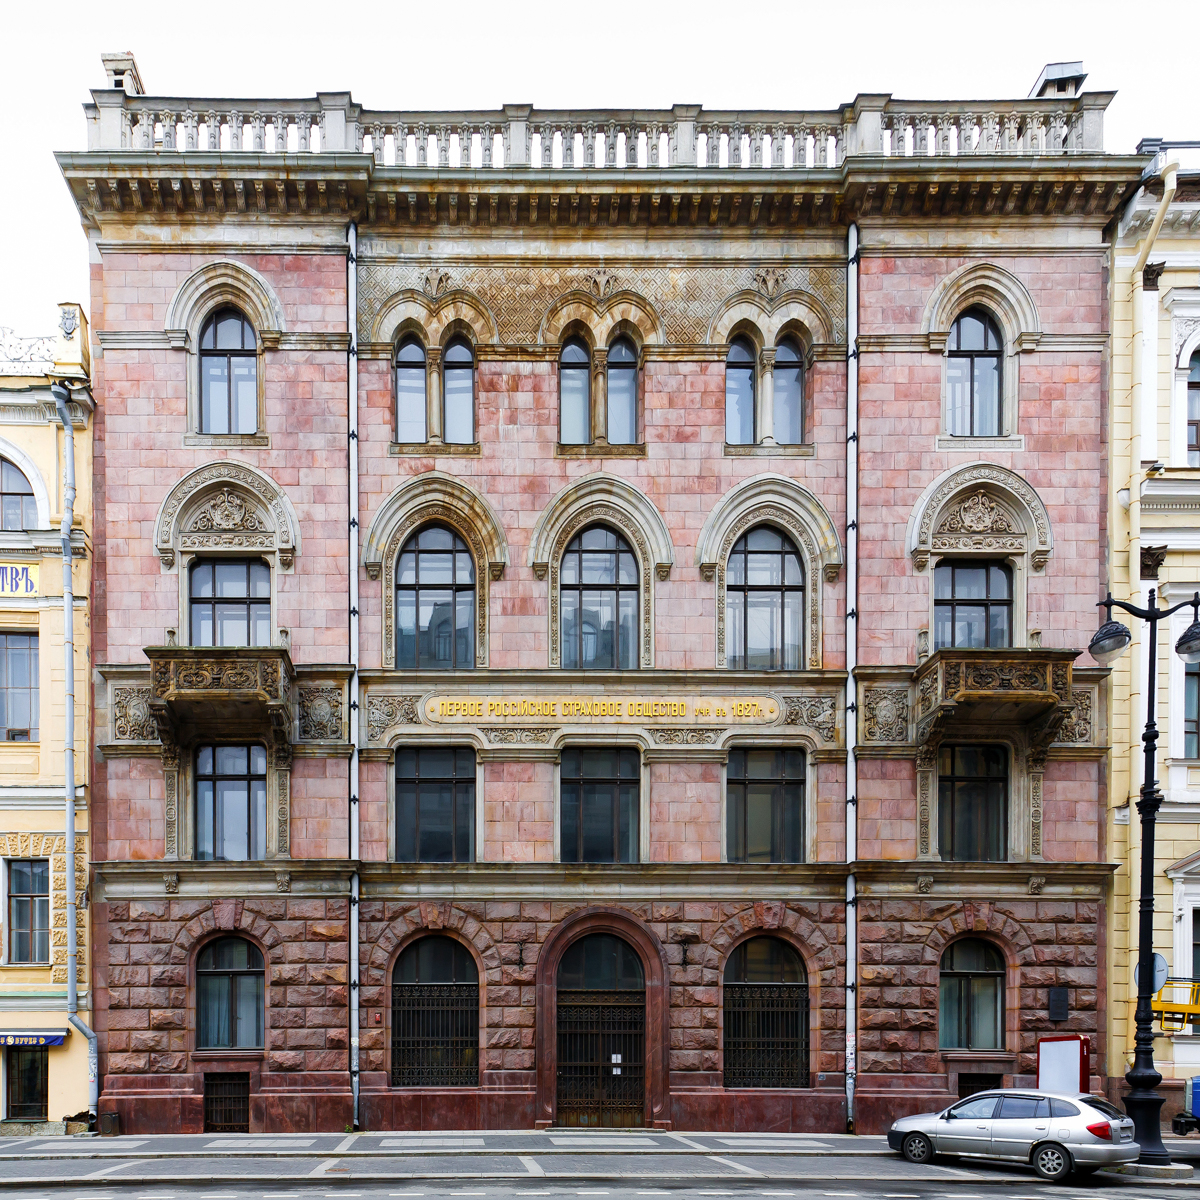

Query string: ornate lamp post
[1089,589,1200,1164]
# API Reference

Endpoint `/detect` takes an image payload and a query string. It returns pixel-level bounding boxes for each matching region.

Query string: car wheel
[901,1132,934,1164]
[1033,1143,1073,1182]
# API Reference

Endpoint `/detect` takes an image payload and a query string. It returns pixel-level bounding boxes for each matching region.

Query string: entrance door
[555,933,645,1127]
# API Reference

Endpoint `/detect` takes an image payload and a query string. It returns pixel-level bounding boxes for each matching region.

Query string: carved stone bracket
[782,695,837,743]
[163,871,179,894]
[916,874,933,894]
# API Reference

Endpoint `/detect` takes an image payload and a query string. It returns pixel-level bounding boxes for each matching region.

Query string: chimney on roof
[100,52,144,96]
[1029,61,1087,99]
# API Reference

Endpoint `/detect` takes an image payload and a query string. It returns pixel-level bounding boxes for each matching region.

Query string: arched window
[723,936,809,1088]
[395,338,428,443]
[1188,350,1200,467]
[939,938,1004,1050]
[1,458,37,530]
[558,933,645,990]
[189,559,271,647]
[195,744,267,861]
[725,337,756,445]
[395,746,476,862]
[933,560,1012,649]
[443,337,475,445]
[607,337,638,445]
[726,526,804,671]
[197,937,265,1049]
[727,749,805,863]
[395,525,475,670]
[947,308,1002,437]
[560,526,638,670]
[199,307,258,435]
[773,339,803,445]
[939,745,1008,862]
[391,936,479,1087]
[560,337,591,446]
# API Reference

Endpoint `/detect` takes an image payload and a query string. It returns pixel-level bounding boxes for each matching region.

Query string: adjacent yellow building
[1108,145,1200,1113]
[0,305,93,1131]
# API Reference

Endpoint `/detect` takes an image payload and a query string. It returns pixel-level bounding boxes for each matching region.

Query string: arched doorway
[555,933,645,1127]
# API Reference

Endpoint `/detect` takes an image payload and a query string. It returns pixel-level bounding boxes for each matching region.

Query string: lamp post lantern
[1090,589,1200,1164]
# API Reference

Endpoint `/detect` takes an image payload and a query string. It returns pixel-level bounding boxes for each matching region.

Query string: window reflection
[933,560,1012,649]
[938,745,1007,862]
[726,526,804,670]
[607,337,638,445]
[947,308,1002,437]
[195,744,268,862]
[725,337,755,445]
[560,526,638,670]
[190,560,271,648]
[396,526,476,670]
[560,338,591,445]
[395,338,428,443]
[773,339,803,445]
[939,938,1004,1050]
[560,747,639,863]
[199,308,257,435]
[727,749,805,863]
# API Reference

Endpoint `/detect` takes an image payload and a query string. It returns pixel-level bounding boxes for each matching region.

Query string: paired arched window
[559,337,591,445]
[189,559,271,647]
[396,525,476,670]
[195,744,267,861]
[723,936,809,1088]
[606,337,638,445]
[391,935,479,1087]
[939,938,1004,1050]
[0,458,37,531]
[394,336,476,446]
[560,525,638,670]
[947,308,1002,437]
[938,745,1008,862]
[395,338,428,443]
[199,307,258,435]
[773,338,804,445]
[558,336,640,448]
[442,337,475,445]
[197,936,265,1049]
[725,337,756,445]
[726,526,804,671]
[933,561,1012,649]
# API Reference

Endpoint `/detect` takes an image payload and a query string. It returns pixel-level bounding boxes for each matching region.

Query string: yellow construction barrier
[1153,978,1200,1033]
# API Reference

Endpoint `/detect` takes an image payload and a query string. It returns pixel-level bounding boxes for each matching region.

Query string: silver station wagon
[887,1089,1138,1181]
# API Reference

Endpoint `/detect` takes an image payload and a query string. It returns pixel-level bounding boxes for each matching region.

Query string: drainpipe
[50,382,98,1120]
[347,222,362,1130]
[844,224,860,1133]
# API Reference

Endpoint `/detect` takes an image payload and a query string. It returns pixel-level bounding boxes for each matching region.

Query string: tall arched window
[939,938,1004,1050]
[947,308,1002,437]
[197,937,265,1049]
[560,526,638,670]
[395,338,428,443]
[773,339,803,445]
[391,936,479,1087]
[1188,349,1200,467]
[726,526,804,671]
[190,559,271,647]
[723,936,808,1088]
[443,337,475,445]
[607,337,638,445]
[1,458,37,530]
[560,338,591,445]
[199,307,258,435]
[396,525,476,670]
[725,337,756,445]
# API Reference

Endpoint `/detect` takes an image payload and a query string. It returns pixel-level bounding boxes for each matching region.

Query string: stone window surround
[190,929,270,1059]
[936,931,1020,1059]
[552,323,648,455]
[1165,289,1200,468]
[390,324,480,453]
[694,473,844,671]
[0,833,86,984]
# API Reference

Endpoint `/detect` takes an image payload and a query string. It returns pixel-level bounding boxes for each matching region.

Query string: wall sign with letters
[0,562,38,598]
[426,695,779,725]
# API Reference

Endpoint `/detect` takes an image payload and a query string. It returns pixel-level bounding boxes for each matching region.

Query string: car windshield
[1084,1096,1125,1119]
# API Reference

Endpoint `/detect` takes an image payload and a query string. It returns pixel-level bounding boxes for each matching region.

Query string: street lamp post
[1090,589,1200,1165]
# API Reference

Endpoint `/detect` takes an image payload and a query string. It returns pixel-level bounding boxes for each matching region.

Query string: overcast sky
[1,0,1194,337]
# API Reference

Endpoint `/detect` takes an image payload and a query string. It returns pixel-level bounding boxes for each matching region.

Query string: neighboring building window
[197,936,265,1049]
[727,749,805,864]
[0,633,38,741]
[560,747,639,863]
[0,458,37,530]
[938,745,1008,862]
[607,337,638,445]
[725,336,756,445]
[560,337,591,445]
[442,338,475,445]
[190,560,270,648]
[726,526,804,671]
[933,561,1012,649]
[391,935,479,1087]
[395,338,428,443]
[773,338,803,445]
[939,938,1004,1050]
[1190,351,1200,468]
[5,1047,47,1120]
[7,858,49,963]
[195,745,267,861]
[395,526,475,670]
[723,936,809,1088]
[1187,662,1199,758]
[395,747,476,863]
[946,307,1002,437]
[560,525,638,670]
[199,307,257,435]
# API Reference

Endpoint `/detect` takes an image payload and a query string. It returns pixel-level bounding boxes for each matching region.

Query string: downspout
[347,223,362,1129]
[844,224,860,1133]
[50,382,98,1120]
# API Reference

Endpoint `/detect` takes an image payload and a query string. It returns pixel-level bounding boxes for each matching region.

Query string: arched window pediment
[165,259,287,350]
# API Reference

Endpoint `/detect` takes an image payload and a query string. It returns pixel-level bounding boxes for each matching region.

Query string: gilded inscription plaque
[425,695,779,725]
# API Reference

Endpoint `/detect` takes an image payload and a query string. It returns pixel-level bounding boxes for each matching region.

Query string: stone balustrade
[85,92,1112,162]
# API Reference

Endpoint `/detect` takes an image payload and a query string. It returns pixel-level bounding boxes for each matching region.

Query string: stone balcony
[912,647,1077,747]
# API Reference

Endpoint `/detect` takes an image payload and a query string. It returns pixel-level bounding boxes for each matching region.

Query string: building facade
[63,54,1143,1134]
[0,305,93,1130]
[1107,144,1200,1117]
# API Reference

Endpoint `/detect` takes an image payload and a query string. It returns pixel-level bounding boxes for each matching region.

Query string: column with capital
[759,347,777,445]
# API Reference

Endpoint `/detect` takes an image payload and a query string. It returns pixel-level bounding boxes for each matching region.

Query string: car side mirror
[941,1110,954,1119]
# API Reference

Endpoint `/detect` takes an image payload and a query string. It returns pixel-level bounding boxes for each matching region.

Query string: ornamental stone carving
[113,686,155,741]
[187,488,267,535]
[163,872,179,894]
[753,267,787,299]
[585,268,618,298]
[1057,689,1093,745]
[648,728,724,746]
[935,490,1017,537]
[298,687,343,741]
[863,687,909,743]
[1175,317,1200,364]
[916,875,933,894]
[782,695,837,743]
[367,694,422,743]
[276,870,292,893]
[481,727,555,745]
